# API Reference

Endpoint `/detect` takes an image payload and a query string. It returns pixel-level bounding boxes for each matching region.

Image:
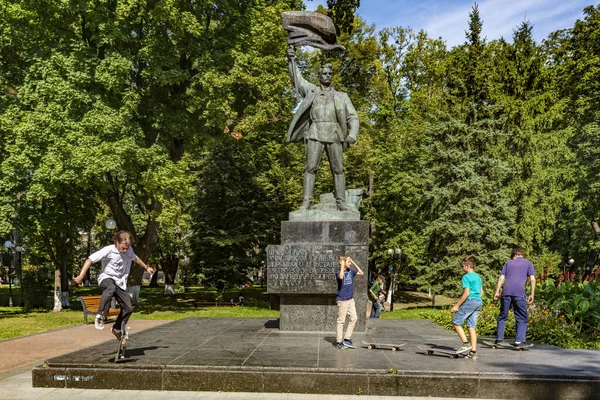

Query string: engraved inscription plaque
[267,245,345,293]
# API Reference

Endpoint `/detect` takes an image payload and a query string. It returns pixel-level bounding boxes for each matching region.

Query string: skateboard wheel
[391,347,396,351]
[367,345,373,350]
[427,351,433,355]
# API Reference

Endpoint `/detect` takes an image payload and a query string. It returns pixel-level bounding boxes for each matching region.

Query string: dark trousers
[497,295,529,342]
[99,278,133,330]
[370,299,381,318]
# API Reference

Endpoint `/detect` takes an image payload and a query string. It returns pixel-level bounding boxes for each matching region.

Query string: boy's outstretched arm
[73,258,93,285]
[134,257,155,275]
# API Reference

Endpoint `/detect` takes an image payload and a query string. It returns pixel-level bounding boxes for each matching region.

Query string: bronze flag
[282,11,345,51]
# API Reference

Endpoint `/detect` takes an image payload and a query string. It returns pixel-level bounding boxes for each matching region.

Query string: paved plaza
[25,318,600,399]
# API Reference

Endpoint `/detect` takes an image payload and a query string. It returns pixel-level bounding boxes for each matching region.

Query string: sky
[306,0,598,47]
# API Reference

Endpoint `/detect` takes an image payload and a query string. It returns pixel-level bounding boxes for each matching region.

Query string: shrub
[527,303,580,348]
[20,264,52,310]
[430,278,600,349]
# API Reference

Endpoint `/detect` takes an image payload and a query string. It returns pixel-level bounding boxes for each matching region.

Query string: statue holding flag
[282,11,359,212]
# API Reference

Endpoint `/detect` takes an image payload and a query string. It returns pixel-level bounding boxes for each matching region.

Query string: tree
[492,21,574,269]
[546,5,600,270]
[416,5,513,294]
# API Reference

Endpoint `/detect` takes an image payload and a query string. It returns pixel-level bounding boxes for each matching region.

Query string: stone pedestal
[267,220,369,332]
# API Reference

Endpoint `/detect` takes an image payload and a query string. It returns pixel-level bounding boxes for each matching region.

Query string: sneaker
[342,339,356,349]
[494,339,503,344]
[466,351,478,360]
[457,344,472,353]
[94,316,105,330]
[112,329,122,341]
[513,342,528,349]
[335,342,346,349]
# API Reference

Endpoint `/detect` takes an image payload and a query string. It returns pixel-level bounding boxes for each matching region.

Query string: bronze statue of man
[286,46,359,211]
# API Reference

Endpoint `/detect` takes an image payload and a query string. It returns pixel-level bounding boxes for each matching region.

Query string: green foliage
[527,303,581,348]
[20,264,52,310]
[536,278,600,336]
[382,307,442,320]
[2,0,600,307]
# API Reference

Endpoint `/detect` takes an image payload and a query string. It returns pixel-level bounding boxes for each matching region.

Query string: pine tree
[417,5,513,295]
[493,21,574,270]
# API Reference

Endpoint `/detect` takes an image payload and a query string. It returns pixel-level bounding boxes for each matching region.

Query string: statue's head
[318,63,333,87]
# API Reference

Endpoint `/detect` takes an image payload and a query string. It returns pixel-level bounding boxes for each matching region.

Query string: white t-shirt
[89,244,137,290]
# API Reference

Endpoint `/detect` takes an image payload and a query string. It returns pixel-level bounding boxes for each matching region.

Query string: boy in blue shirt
[451,255,483,359]
[335,255,364,349]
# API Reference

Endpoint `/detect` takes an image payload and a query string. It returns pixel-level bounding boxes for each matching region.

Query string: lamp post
[386,248,401,312]
[4,240,24,307]
[563,258,574,276]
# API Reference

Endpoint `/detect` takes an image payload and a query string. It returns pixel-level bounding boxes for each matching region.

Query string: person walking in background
[451,256,483,359]
[73,231,154,340]
[378,289,386,312]
[494,247,535,348]
[369,276,383,318]
[335,255,364,349]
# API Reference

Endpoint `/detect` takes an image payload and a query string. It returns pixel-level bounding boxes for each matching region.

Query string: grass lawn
[0,285,453,341]
[0,284,279,340]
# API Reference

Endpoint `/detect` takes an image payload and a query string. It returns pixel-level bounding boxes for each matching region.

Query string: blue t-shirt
[336,269,357,301]
[501,257,535,297]
[462,272,482,301]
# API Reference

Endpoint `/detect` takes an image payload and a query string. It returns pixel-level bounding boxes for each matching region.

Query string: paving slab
[0,319,169,374]
[31,318,600,399]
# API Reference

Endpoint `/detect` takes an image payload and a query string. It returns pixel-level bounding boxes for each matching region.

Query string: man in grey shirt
[74,231,154,339]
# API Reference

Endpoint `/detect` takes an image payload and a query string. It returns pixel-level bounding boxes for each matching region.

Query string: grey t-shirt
[89,244,137,290]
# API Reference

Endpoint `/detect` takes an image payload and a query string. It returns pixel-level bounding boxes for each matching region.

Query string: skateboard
[362,341,406,351]
[114,322,131,362]
[482,340,533,350]
[418,345,470,358]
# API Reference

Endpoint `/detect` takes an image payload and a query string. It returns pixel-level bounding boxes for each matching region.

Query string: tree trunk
[106,183,162,304]
[61,253,70,308]
[149,270,159,287]
[160,254,179,296]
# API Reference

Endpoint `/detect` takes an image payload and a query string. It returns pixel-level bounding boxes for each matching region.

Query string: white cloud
[304,0,593,47]
[424,0,590,46]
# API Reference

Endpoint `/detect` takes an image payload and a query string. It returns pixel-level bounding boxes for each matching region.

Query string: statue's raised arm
[287,46,313,99]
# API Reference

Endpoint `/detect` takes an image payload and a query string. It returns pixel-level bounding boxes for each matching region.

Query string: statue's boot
[334,173,348,211]
[298,173,315,211]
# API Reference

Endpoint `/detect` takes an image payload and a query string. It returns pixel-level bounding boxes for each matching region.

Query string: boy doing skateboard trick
[451,256,483,359]
[335,255,364,349]
[73,231,154,340]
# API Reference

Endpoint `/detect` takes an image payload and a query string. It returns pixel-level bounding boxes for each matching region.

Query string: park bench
[77,295,120,324]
